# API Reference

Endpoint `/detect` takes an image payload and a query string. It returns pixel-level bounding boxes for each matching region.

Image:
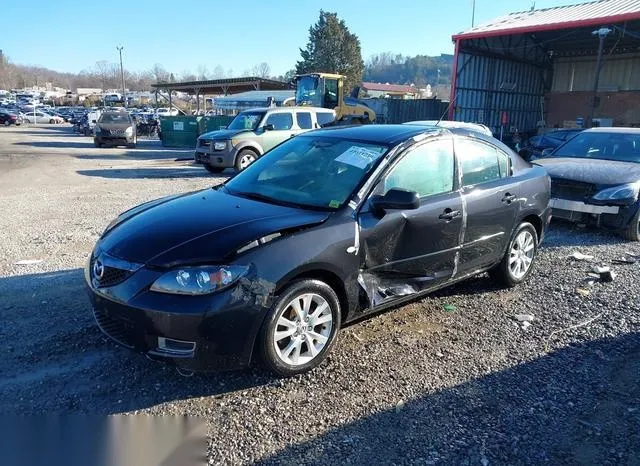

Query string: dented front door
[356,138,463,307]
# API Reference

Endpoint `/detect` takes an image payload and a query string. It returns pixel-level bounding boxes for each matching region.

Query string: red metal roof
[453,0,640,40]
[361,82,418,93]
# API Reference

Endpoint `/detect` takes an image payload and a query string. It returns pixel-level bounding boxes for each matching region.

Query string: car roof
[302,124,444,145]
[583,127,640,134]
[242,107,335,114]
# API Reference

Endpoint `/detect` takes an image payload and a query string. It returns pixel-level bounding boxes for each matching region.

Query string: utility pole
[116,45,126,108]
[588,27,611,128]
[471,0,476,27]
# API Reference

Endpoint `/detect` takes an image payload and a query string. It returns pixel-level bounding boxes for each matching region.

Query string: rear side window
[456,139,504,187]
[296,112,313,129]
[316,112,335,127]
[265,112,293,130]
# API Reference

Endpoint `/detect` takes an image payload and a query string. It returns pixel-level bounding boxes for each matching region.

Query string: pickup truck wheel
[489,222,538,287]
[235,149,257,171]
[204,164,225,174]
[621,207,640,241]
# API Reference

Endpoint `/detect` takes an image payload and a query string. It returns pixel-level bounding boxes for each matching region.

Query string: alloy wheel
[239,153,256,169]
[273,293,333,366]
[509,230,535,279]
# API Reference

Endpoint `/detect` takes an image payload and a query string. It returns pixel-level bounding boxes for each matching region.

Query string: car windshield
[227,111,265,130]
[99,113,131,124]
[551,131,640,163]
[295,76,323,107]
[225,135,389,209]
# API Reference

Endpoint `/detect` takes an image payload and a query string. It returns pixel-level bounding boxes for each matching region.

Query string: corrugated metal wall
[552,53,640,92]
[453,52,546,134]
[364,98,448,123]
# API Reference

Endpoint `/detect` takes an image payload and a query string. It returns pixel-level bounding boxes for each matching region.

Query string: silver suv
[195,107,335,173]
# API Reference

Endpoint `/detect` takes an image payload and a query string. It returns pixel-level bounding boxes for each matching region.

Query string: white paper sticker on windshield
[335,146,382,169]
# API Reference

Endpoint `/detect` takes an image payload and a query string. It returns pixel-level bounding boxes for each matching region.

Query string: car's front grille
[93,307,136,348]
[109,129,126,136]
[90,254,139,288]
[550,178,596,201]
[199,139,211,148]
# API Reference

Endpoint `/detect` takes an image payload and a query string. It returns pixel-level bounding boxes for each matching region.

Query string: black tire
[94,140,101,148]
[204,164,225,174]
[621,206,640,241]
[49,119,55,124]
[3,120,9,126]
[489,222,539,287]
[234,149,258,172]
[258,279,341,377]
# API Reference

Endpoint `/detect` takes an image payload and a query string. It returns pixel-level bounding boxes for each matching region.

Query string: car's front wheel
[621,206,640,241]
[490,222,538,287]
[235,149,257,171]
[258,279,341,376]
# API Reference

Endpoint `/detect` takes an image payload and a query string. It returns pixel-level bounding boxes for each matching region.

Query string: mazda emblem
[93,259,104,281]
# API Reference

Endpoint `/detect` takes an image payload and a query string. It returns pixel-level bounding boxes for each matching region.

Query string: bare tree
[196,65,209,80]
[257,62,270,78]
[95,61,110,90]
[152,64,170,83]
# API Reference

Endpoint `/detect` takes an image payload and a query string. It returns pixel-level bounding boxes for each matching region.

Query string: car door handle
[502,193,517,204]
[438,209,460,221]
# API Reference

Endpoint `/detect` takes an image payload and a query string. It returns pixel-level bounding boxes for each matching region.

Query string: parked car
[535,127,640,240]
[93,111,137,148]
[519,129,583,161]
[155,107,179,118]
[0,110,22,126]
[405,120,493,136]
[22,111,64,124]
[194,107,336,173]
[86,124,551,376]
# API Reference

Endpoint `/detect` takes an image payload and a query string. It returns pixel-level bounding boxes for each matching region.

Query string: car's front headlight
[125,126,133,135]
[214,141,227,151]
[591,182,640,203]
[150,266,249,295]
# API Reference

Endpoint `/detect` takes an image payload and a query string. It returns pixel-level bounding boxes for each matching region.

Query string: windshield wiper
[231,190,311,209]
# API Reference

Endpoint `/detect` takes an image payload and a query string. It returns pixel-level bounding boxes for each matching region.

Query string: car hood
[535,157,640,185]
[98,189,330,267]
[199,128,251,140]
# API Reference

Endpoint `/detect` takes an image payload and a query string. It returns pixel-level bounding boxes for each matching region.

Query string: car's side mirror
[263,124,275,132]
[369,188,420,215]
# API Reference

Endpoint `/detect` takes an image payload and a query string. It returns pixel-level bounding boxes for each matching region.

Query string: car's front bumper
[95,135,135,145]
[85,259,270,372]
[550,197,639,230]
[194,142,237,167]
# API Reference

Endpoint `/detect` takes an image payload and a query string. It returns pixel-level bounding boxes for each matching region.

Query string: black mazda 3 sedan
[86,125,551,376]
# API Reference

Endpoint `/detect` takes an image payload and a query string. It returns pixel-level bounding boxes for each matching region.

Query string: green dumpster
[199,115,234,135]
[160,116,201,148]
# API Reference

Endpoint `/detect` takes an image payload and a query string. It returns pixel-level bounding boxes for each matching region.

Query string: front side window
[378,139,455,198]
[265,113,293,130]
[456,139,502,186]
[316,112,335,127]
[296,112,313,129]
[295,76,322,107]
[324,79,339,108]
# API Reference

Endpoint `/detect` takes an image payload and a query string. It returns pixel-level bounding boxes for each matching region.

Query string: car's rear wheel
[259,279,341,376]
[203,164,225,174]
[3,120,9,126]
[235,149,257,171]
[489,222,538,287]
[621,206,640,241]
[49,119,55,124]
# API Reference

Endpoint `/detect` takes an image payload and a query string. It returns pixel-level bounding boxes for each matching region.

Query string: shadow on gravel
[76,167,224,179]
[262,332,640,465]
[543,221,627,249]
[14,140,95,149]
[0,269,275,415]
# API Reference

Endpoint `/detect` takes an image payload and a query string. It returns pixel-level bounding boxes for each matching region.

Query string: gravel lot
[0,124,639,465]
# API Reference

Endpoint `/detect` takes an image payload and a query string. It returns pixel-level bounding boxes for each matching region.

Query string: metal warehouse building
[449,0,640,136]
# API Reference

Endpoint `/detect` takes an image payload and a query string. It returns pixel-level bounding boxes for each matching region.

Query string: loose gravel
[0,125,638,465]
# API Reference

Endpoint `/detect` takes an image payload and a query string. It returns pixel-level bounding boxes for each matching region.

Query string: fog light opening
[157,337,196,356]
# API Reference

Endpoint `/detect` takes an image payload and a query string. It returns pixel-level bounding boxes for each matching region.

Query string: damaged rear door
[357,138,463,307]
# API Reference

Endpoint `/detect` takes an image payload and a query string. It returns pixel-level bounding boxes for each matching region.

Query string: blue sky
[3,0,588,76]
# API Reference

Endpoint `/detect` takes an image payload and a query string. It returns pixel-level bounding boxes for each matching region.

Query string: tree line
[1,11,452,93]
